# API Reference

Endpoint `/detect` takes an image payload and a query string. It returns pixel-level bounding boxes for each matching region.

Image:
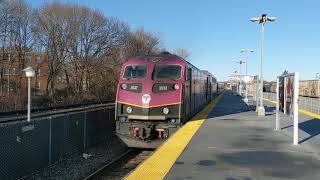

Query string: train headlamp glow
[174,84,180,90]
[163,107,169,114]
[121,84,127,90]
[119,116,127,122]
[169,119,176,124]
[126,106,132,113]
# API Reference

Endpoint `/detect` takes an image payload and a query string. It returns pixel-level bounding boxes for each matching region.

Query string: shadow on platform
[299,118,320,143]
[281,118,320,143]
[206,91,251,119]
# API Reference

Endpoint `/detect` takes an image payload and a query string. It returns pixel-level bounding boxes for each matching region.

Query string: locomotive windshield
[153,65,181,80]
[123,65,147,79]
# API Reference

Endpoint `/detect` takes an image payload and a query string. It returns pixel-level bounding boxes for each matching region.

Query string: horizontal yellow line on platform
[125,93,223,180]
[263,98,277,104]
[262,97,320,119]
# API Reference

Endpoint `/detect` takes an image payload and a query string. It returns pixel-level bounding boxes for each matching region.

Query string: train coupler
[130,125,155,140]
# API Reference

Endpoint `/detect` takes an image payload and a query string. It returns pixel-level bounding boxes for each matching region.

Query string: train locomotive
[115,53,218,148]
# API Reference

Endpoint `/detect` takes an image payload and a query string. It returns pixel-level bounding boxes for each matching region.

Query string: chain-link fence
[0,105,115,179]
[263,92,320,115]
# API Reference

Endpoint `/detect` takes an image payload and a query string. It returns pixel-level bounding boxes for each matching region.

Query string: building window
[4,68,10,75]
[3,68,16,75]
[3,54,11,61]
[36,69,41,76]
[20,55,31,62]
[35,82,40,89]
[35,82,41,95]
[11,68,16,75]
[35,56,41,64]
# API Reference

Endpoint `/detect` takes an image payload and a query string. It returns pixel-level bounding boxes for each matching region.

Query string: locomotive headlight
[119,116,127,122]
[169,119,176,124]
[174,84,180,90]
[121,83,127,90]
[126,106,132,113]
[163,107,169,114]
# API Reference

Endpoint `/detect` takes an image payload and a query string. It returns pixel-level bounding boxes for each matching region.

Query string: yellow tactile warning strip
[125,93,224,180]
[299,109,320,119]
[263,98,320,119]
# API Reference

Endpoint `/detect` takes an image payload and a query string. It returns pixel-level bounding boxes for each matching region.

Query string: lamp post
[23,66,35,122]
[236,60,245,96]
[241,49,254,103]
[251,14,276,116]
[240,49,254,75]
[234,70,238,94]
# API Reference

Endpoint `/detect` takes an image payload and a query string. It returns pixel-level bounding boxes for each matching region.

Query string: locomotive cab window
[153,65,181,80]
[123,65,147,79]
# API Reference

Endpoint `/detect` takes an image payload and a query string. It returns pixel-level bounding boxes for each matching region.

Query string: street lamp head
[267,17,276,22]
[251,14,276,24]
[250,17,260,22]
[241,49,254,53]
[23,66,35,78]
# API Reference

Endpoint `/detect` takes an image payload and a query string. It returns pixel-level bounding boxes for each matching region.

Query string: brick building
[0,52,48,96]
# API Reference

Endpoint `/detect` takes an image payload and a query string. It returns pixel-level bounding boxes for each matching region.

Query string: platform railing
[263,92,320,115]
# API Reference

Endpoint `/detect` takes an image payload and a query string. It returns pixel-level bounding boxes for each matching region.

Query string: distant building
[0,52,48,96]
[225,72,256,91]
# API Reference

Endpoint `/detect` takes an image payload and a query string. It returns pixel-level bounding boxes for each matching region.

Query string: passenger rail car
[115,53,218,148]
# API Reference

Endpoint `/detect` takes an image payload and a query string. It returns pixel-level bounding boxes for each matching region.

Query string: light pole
[233,70,239,94]
[241,49,254,103]
[23,66,35,122]
[251,14,276,116]
[240,49,254,75]
[236,60,245,96]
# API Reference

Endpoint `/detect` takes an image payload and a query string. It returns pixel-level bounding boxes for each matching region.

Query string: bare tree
[0,0,33,109]
[33,2,71,95]
[171,48,191,60]
[0,0,167,111]
[66,5,129,93]
[123,27,161,59]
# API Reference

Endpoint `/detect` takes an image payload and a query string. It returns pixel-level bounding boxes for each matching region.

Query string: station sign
[276,72,299,145]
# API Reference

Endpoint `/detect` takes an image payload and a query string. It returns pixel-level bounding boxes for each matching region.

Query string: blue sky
[29,0,320,81]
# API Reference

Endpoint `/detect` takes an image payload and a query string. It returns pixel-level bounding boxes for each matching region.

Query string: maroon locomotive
[115,53,218,148]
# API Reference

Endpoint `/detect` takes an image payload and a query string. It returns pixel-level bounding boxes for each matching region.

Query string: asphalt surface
[165,91,320,180]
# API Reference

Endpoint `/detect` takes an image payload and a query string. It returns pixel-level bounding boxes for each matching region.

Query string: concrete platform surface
[165,91,320,180]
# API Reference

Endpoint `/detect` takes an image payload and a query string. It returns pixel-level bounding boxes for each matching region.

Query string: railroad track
[0,102,114,123]
[85,149,153,180]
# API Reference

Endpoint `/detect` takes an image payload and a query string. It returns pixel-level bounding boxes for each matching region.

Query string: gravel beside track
[87,149,153,180]
[22,136,128,180]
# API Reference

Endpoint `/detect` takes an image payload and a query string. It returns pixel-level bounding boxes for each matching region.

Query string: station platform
[126,91,320,180]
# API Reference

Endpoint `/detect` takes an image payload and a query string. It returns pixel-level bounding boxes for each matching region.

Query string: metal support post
[245,81,248,102]
[293,72,299,145]
[239,64,242,96]
[257,24,265,116]
[27,77,31,122]
[276,78,280,130]
[256,81,258,101]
